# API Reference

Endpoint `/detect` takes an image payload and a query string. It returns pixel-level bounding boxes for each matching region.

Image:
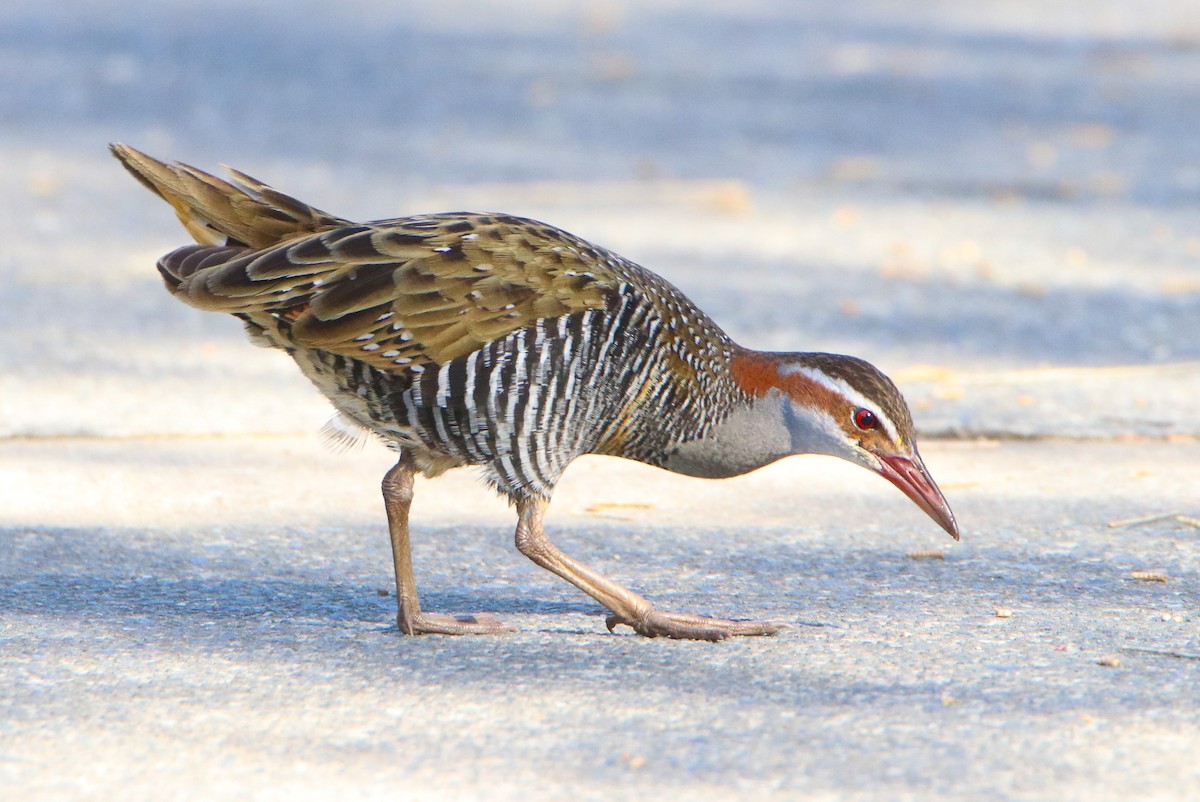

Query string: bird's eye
[853,408,879,431]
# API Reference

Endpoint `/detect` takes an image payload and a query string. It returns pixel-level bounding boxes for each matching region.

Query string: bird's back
[113,145,744,497]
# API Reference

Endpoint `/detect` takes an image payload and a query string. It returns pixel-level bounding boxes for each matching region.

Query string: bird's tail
[110,143,350,249]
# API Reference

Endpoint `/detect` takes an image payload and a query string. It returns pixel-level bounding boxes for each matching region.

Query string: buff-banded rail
[112,144,958,641]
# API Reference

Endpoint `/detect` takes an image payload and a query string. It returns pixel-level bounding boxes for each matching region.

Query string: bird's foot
[398,611,516,636]
[605,609,786,642]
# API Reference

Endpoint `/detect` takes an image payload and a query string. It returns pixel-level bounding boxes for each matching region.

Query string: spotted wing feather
[161,214,622,369]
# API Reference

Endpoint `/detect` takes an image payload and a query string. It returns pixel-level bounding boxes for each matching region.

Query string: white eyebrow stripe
[779,363,900,442]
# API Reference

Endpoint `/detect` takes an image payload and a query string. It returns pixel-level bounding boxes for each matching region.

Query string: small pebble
[994,607,1014,618]
[1096,655,1121,668]
[1131,571,1169,582]
[907,548,946,560]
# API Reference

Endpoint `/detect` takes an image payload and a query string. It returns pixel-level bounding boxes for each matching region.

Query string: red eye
[853,408,878,431]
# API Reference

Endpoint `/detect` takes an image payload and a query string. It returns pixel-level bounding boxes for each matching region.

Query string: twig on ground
[1120,646,1200,660]
[1107,512,1180,529]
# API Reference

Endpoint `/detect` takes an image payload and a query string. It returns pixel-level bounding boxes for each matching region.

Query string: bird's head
[730,350,959,540]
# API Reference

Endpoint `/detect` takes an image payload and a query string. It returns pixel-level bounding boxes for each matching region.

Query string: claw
[398,611,517,636]
[605,610,786,641]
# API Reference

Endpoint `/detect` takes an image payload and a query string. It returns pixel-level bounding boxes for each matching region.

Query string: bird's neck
[660,387,797,478]
[659,348,857,479]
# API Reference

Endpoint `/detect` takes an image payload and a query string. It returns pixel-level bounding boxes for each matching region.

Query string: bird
[111,143,959,642]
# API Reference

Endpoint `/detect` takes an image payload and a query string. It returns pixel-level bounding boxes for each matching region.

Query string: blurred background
[2,0,1198,440]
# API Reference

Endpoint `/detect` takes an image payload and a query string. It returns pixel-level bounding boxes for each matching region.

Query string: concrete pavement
[1,436,1198,801]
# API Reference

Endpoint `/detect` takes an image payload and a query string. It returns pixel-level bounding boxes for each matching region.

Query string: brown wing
[111,143,350,248]
[162,213,623,368]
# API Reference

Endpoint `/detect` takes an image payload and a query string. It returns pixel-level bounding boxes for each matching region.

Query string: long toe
[606,610,787,641]
[399,612,517,636]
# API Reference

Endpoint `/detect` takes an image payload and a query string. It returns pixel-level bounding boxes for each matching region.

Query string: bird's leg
[514,498,784,642]
[382,455,514,635]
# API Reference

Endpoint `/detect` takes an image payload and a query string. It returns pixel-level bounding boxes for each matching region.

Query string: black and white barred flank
[303,283,744,499]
